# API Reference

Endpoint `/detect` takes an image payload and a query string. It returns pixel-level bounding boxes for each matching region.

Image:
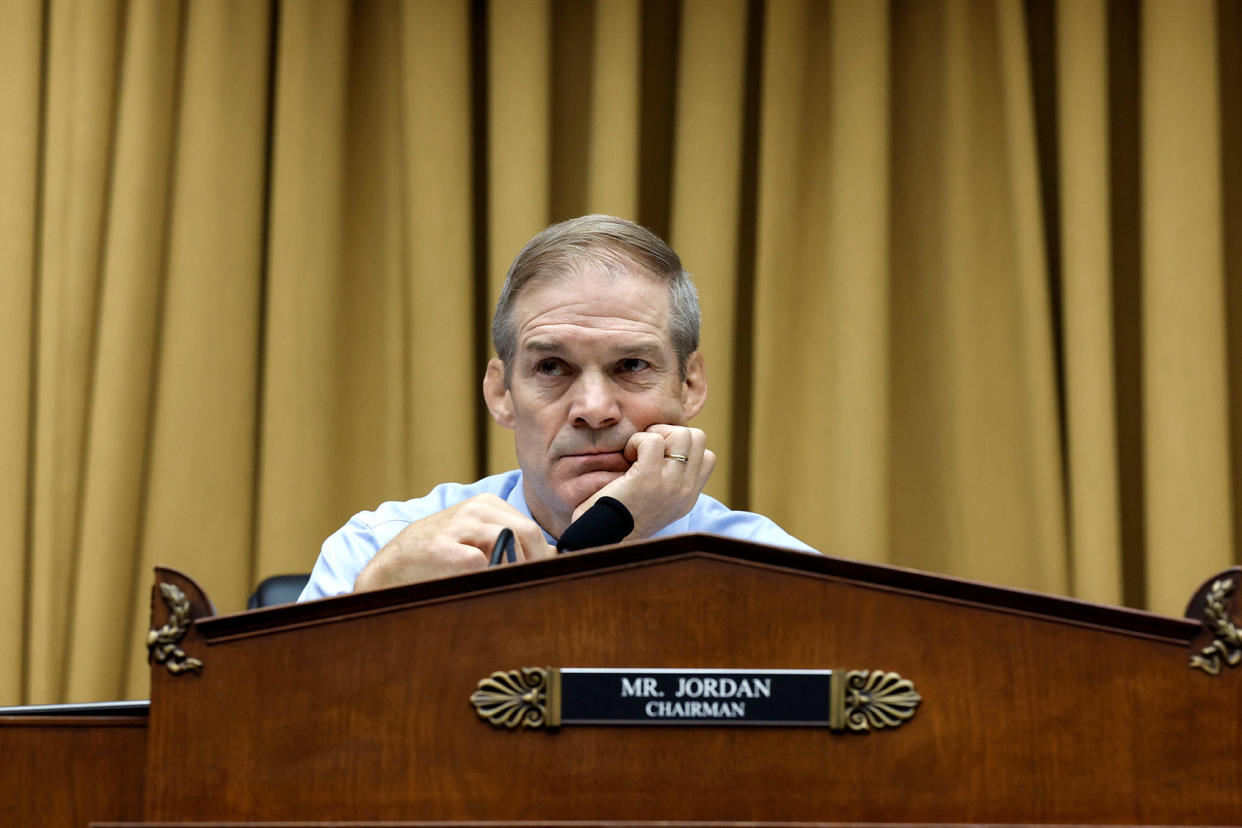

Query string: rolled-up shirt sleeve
[299,514,413,601]
[298,473,526,602]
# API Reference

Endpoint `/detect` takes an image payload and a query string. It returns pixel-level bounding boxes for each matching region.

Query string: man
[299,215,812,600]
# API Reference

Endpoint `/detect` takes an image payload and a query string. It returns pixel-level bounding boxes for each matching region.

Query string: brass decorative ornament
[147,582,203,675]
[470,667,554,729]
[839,670,922,732]
[1190,577,1241,676]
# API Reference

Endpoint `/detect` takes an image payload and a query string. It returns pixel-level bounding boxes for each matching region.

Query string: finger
[512,519,555,562]
[680,428,708,472]
[446,510,528,548]
[448,543,491,573]
[646,424,705,462]
[461,521,551,566]
[407,541,488,580]
[455,496,549,554]
[632,431,670,468]
[451,521,515,556]
[699,448,717,486]
[624,430,666,464]
[457,493,525,524]
[661,428,696,464]
[399,541,489,583]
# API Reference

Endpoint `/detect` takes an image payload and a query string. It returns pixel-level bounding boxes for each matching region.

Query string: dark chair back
[247,573,311,609]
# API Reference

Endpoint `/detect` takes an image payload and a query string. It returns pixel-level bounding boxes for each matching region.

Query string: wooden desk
[0,702,146,826]
[141,537,1242,824]
[5,536,1241,826]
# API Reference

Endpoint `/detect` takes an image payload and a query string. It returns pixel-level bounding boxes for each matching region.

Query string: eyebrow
[521,339,666,360]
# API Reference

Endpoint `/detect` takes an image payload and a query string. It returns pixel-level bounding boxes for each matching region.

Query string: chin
[561,471,623,508]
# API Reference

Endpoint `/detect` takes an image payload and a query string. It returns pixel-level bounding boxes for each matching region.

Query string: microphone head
[556,496,634,553]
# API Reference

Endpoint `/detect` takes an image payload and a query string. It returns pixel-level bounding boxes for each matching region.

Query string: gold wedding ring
[666,453,689,463]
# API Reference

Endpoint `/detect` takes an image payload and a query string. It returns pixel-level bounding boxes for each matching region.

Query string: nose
[569,370,621,430]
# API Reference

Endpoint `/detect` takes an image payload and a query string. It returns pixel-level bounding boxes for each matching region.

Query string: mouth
[559,450,629,471]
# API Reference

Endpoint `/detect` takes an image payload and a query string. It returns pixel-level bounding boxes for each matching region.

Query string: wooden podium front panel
[0,715,145,827]
[143,546,1241,824]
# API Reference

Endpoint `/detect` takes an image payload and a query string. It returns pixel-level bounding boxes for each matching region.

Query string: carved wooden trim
[147,582,203,675]
[1190,576,1241,676]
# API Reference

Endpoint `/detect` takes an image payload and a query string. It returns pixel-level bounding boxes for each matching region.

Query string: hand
[571,424,715,540]
[353,494,555,592]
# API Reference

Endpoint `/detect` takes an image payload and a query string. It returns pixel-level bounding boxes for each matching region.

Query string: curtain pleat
[255,0,351,587]
[669,0,748,503]
[65,0,183,703]
[1224,0,1242,576]
[121,0,273,699]
[395,0,479,507]
[1141,0,1233,612]
[585,0,641,215]
[752,0,891,562]
[486,0,551,475]
[29,0,126,703]
[1057,0,1124,605]
[3,0,1241,704]
[0,0,45,704]
[884,0,1069,591]
[334,0,414,519]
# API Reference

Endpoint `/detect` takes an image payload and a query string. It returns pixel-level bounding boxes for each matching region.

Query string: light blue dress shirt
[299,469,815,600]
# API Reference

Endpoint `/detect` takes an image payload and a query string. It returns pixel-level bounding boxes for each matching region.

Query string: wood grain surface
[139,536,1242,824]
[0,715,145,826]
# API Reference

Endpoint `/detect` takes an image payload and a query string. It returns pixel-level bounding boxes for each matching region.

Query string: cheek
[629,394,686,427]
[514,409,561,452]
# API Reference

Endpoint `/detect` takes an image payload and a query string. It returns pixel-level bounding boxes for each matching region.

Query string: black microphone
[488,527,516,567]
[556,496,634,553]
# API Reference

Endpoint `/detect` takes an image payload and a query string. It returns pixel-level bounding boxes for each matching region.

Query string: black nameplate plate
[560,668,832,725]
[469,666,921,732]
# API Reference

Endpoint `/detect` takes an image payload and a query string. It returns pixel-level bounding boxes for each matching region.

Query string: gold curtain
[2,0,1240,705]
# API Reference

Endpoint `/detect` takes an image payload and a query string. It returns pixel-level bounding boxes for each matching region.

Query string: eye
[617,358,650,373]
[536,359,566,376]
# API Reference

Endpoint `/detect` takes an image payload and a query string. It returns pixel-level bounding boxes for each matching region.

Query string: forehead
[512,266,674,347]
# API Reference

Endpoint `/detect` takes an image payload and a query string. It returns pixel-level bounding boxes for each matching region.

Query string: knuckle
[445,543,486,563]
[458,493,499,518]
[458,550,489,571]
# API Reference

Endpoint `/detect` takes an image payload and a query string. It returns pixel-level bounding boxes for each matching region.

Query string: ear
[679,350,707,420]
[483,358,515,428]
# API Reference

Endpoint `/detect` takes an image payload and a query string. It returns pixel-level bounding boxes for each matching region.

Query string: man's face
[484,265,706,536]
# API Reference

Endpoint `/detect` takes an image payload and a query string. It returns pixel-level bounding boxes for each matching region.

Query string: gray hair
[491,215,701,383]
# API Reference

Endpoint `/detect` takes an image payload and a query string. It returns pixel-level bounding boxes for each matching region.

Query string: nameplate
[470,666,921,733]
